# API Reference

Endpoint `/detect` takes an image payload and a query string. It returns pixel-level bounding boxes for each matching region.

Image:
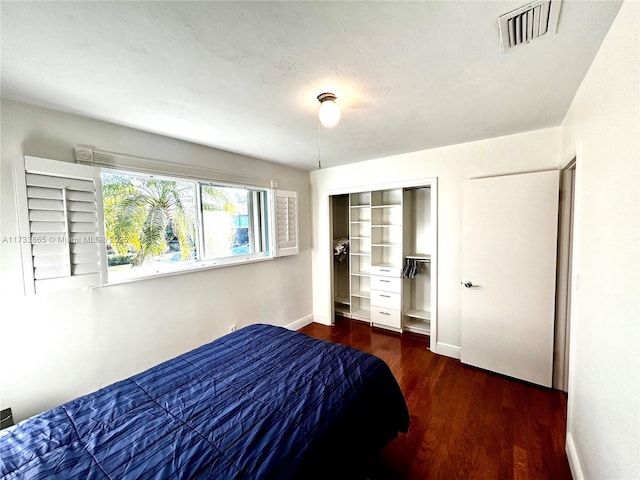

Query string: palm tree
[102,174,196,266]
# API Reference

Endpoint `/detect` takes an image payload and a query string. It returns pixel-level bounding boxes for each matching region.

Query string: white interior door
[461,170,559,387]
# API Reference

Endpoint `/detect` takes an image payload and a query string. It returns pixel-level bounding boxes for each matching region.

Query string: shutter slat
[72,263,100,275]
[29,233,67,243]
[33,255,69,268]
[69,222,98,233]
[26,173,94,192]
[72,252,99,265]
[28,198,64,211]
[66,191,95,202]
[68,211,97,222]
[34,265,69,280]
[30,221,66,233]
[27,187,63,200]
[70,243,99,254]
[69,233,100,243]
[30,210,65,222]
[32,243,67,256]
[67,201,96,213]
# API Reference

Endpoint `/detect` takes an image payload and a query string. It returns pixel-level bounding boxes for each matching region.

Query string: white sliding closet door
[461,170,559,387]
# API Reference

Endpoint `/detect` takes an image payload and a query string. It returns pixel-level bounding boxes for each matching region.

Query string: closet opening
[402,187,432,338]
[329,181,437,352]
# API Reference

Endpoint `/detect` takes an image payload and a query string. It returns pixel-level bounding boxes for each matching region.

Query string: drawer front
[371,307,401,329]
[370,290,401,309]
[371,275,401,293]
[371,265,401,278]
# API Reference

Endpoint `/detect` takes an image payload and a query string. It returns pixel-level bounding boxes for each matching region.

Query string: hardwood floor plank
[298,319,573,479]
[513,445,530,480]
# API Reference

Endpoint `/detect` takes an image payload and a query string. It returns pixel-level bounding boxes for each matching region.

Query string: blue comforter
[0,324,409,479]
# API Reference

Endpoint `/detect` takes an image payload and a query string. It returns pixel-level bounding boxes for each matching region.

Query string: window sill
[97,255,274,288]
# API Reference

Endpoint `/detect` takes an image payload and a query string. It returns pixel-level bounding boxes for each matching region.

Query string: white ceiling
[1,1,622,171]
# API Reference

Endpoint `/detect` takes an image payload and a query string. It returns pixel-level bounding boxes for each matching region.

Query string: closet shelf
[406,254,431,263]
[371,262,396,268]
[405,309,430,320]
[350,270,370,277]
[371,204,402,208]
[351,291,370,299]
[334,296,350,306]
[404,317,430,335]
[350,251,370,256]
[351,309,371,321]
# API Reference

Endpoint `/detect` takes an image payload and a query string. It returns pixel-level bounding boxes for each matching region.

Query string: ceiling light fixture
[317,92,341,128]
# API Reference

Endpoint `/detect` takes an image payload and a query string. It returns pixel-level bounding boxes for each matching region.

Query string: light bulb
[318,94,341,127]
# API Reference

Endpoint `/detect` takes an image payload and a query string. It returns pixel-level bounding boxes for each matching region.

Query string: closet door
[461,170,559,387]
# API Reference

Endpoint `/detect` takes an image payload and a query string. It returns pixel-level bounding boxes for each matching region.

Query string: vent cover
[498,0,562,52]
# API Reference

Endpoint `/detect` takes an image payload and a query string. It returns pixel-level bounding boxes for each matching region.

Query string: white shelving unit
[349,192,371,322]
[370,189,403,332]
[332,185,435,342]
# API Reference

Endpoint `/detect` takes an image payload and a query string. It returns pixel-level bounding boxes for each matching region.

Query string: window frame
[100,168,273,284]
[197,181,270,264]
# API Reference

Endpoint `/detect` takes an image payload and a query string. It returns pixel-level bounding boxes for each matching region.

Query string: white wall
[310,127,560,355]
[561,1,639,478]
[0,99,313,422]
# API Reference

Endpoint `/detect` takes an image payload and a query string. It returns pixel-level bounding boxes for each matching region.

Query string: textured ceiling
[1,1,622,170]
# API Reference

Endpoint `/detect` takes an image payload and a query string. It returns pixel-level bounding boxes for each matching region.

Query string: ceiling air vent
[498,0,562,52]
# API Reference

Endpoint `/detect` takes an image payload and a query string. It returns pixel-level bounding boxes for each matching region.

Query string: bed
[0,324,410,479]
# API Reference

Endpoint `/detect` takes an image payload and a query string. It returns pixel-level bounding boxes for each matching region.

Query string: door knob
[462,281,479,288]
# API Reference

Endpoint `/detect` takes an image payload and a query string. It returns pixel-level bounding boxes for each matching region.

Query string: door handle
[462,281,480,288]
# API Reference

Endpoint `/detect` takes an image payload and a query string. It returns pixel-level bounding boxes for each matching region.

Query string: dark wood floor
[299,318,572,480]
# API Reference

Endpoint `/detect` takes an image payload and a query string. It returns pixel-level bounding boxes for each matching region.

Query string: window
[102,170,271,283]
[200,184,268,261]
[16,156,297,294]
[101,170,199,282]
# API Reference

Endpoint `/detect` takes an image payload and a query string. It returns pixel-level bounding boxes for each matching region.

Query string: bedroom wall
[560,1,639,478]
[0,99,313,422]
[310,127,561,357]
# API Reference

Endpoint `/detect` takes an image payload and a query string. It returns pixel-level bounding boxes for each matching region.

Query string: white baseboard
[313,313,331,326]
[435,341,461,359]
[285,314,314,331]
[566,432,584,479]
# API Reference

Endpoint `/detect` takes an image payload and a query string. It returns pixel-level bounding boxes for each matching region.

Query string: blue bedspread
[0,324,409,479]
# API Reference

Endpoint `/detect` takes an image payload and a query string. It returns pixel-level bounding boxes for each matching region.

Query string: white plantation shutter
[273,189,299,257]
[19,156,104,294]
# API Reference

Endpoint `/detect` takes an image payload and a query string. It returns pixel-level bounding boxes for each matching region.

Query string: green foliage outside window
[102,173,196,267]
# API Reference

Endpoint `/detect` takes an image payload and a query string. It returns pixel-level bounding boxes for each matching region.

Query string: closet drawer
[370,290,401,309]
[371,265,401,278]
[371,275,401,293]
[371,307,401,329]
